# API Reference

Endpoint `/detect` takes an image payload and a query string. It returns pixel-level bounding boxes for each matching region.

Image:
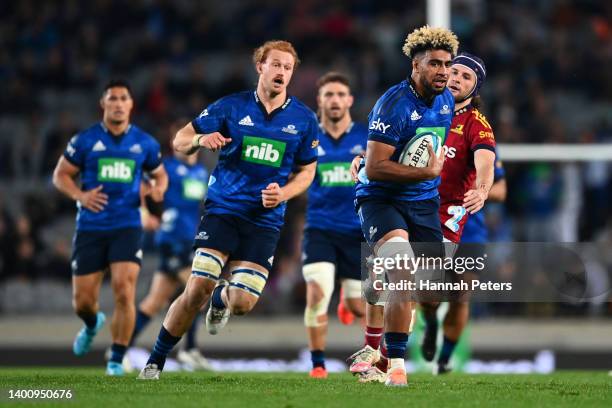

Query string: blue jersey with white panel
[461,157,505,243]
[63,122,162,231]
[355,80,454,203]
[306,122,367,234]
[156,157,208,244]
[192,90,319,231]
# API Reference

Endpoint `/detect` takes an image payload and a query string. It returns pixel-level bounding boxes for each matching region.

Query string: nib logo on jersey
[318,162,353,187]
[241,136,286,168]
[98,158,135,183]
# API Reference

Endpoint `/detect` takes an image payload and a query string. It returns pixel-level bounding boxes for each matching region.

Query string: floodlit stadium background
[0,0,611,372]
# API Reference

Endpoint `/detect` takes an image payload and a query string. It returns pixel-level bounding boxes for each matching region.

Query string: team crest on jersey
[282,124,298,134]
[350,144,365,155]
[176,165,188,176]
[439,105,452,115]
[129,144,142,154]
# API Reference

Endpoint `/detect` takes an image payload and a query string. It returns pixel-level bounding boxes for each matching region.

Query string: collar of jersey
[319,121,354,145]
[99,122,132,139]
[407,78,436,107]
[253,91,292,121]
[454,104,472,116]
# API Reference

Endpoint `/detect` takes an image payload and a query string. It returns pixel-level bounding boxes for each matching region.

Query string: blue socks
[384,332,409,359]
[129,309,152,347]
[311,350,325,369]
[438,336,457,365]
[110,343,127,364]
[147,326,181,370]
[185,315,200,350]
[211,284,226,309]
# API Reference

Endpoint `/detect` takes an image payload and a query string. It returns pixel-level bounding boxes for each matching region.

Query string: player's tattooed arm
[174,122,232,154]
[365,141,444,183]
[261,162,316,208]
[463,149,495,213]
[52,156,108,213]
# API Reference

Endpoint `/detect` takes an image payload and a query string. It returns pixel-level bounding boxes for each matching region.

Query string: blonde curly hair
[402,25,459,58]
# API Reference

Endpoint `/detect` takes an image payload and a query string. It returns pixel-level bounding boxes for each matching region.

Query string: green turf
[0,369,610,408]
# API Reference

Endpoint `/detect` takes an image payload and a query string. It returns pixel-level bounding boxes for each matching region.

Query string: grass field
[1,368,611,407]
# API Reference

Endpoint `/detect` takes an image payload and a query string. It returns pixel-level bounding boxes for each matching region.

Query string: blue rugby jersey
[63,122,162,231]
[192,90,319,231]
[156,157,208,244]
[461,157,506,243]
[306,122,367,234]
[355,80,454,203]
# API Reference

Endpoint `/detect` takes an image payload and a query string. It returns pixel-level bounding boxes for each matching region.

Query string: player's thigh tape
[303,262,335,327]
[376,237,412,306]
[341,278,362,300]
[191,249,224,281]
[229,267,269,297]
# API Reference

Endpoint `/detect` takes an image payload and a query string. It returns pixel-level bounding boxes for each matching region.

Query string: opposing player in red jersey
[347,52,496,382]
[420,52,496,375]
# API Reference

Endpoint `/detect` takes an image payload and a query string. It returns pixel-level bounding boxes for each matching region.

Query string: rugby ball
[398,131,442,167]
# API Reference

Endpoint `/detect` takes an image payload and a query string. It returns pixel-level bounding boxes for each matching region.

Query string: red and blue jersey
[191,90,319,231]
[355,80,454,203]
[306,122,367,234]
[438,106,497,243]
[63,122,162,231]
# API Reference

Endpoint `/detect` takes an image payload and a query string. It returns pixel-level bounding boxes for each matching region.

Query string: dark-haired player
[302,72,367,379]
[352,26,458,386]
[138,40,319,380]
[52,79,168,376]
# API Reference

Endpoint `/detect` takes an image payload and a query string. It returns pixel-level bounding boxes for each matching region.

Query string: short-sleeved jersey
[156,157,208,245]
[355,80,454,203]
[63,122,162,231]
[439,106,497,242]
[306,122,367,234]
[461,157,505,243]
[192,90,319,231]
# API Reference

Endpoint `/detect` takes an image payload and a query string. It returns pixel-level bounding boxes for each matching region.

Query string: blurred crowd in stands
[0,0,610,315]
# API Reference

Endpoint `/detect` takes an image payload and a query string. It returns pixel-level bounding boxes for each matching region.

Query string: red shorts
[439,203,469,244]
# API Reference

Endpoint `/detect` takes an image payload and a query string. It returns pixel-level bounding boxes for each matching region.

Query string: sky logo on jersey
[369,118,391,134]
[241,136,286,167]
[183,178,206,200]
[97,158,135,183]
[318,162,353,187]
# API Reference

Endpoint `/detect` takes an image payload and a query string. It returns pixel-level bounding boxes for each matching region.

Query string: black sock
[147,326,181,370]
[130,309,152,347]
[311,350,325,369]
[438,336,457,365]
[110,343,127,364]
[78,312,98,331]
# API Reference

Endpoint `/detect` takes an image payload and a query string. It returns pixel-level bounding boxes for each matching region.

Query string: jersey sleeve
[367,94,406,147]
[468,110,496,153]
[295,112,319,166]
[191,97,228,135]
[494,158,505,181]
[143,138,163,171]
[63,133,87,168]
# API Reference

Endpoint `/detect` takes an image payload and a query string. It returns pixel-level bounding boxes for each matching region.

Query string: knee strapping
[191,249,224,281]
[303,262,334,327]
[341,278,362,300]
[229,268,268,298]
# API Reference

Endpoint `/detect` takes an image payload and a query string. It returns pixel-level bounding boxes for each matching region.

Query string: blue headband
[452,52,487,99]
